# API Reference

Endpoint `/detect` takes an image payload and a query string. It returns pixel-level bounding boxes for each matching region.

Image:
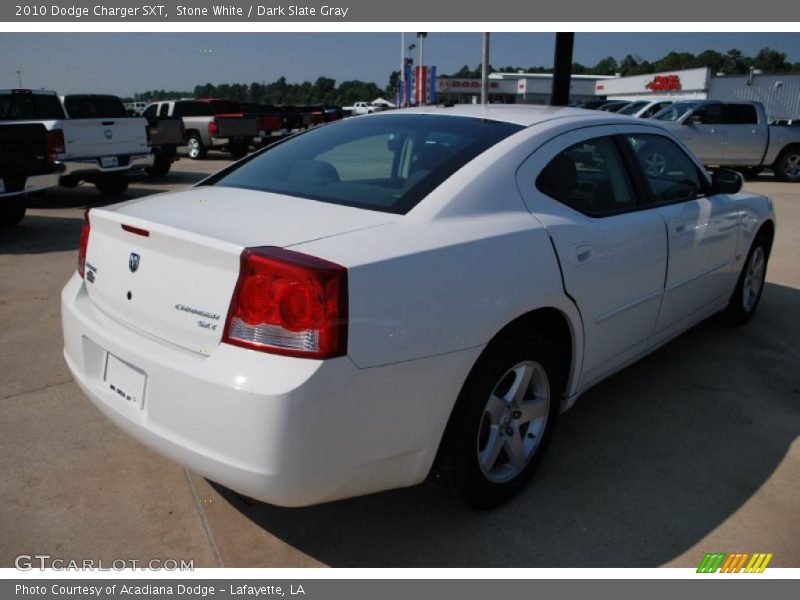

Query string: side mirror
[685,114,703,125]
[712,169,743,195]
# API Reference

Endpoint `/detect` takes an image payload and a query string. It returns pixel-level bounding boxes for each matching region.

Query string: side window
[722,104,758,125]
[624,134,705,204]
[173,102,184,117]
[692,104,723,125]
[642,102,669,118]
[142,105,157,119]
[158,103,169,117]
[536,136,638,217]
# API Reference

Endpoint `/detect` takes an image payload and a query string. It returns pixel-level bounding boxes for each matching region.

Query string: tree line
[128,77,384,106]
[127,47,799,105]
[441,47,800,79]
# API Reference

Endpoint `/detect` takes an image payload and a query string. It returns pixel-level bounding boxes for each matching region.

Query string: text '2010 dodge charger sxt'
[61,105,775,508]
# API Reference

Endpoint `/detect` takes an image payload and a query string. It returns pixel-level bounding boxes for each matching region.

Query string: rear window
[206,114,523,214]
[63,95,128,119]
[0,93,66,120]
[208,100,242,115]
[174,101,215,117]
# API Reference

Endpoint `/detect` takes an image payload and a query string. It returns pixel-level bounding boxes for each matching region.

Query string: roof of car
[375,103,631,127]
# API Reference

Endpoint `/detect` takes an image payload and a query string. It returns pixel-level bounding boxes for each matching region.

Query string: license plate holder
[103,353,146,410]
[100,156,119,168]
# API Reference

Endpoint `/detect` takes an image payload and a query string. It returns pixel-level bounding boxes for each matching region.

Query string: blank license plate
[104,353,146,410]
[100,156,119,168]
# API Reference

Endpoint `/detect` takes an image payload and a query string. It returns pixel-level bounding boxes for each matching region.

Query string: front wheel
[773,148,800,182]
[433,330,561,509]
[94,174,129,196]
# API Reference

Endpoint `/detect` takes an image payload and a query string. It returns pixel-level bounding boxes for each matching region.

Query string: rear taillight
[208,119,218,136]
[45,129,65,163]
[78,211,91,278]
[223,247,348,359]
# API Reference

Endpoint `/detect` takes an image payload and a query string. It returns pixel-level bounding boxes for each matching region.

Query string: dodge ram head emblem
[104,129,113,140]
[128,253,140,273]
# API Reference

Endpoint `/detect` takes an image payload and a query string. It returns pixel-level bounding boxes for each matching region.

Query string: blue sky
[1,32,799,96]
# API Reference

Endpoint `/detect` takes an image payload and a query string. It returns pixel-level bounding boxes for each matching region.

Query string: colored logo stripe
[697,552,773,573]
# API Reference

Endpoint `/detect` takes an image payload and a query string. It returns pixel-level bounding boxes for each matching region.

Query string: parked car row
[579,98,800,181]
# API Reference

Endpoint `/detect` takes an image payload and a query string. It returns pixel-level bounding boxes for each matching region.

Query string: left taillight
[223,247,348,359]
[45,129,65,163]
[78,210,91,278]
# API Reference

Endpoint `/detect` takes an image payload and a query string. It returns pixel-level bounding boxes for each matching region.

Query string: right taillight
[208,119,218,136]
[223,247,348,359]
[78,210,91,278]
[45,129,65,163]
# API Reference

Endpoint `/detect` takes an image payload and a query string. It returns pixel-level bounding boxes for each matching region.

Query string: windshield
[0,93,66,120]
[617,101,648,115]
[654,102,699,122]
[206,114,523,214]
[63,96,128,118]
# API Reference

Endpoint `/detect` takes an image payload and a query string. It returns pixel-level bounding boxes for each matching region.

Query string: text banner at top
[2,0,799,22]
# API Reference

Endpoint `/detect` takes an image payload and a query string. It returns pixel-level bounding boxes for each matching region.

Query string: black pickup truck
[0,122,62,227]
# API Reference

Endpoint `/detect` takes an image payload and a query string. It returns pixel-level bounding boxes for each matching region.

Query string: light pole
[481,33,490,105]
[16,70,22,88]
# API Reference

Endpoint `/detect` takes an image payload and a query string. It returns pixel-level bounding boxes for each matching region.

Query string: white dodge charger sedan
[62,105,775,508]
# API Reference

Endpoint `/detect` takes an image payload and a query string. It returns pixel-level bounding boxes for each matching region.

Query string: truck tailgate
[215,116,258,138]
[62,117,148,159]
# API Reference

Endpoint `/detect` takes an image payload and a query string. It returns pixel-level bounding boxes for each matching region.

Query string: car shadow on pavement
[0,214,85,255]
[212,282,800,567]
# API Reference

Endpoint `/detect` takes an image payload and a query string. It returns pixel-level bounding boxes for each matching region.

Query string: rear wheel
[721,234,770,324]
[773,148,800,182]
[229,143,249,160]
[94,174,129,196]
[186,134,206,160]
[146,156,172,178]
[433,330,561,509]
[0,197,26,228]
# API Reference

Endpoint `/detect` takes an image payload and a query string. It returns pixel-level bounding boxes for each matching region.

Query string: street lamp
[16,70,22,88]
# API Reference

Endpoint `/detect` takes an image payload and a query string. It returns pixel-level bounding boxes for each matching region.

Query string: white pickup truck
[653,100,800,181]
[0,89,153,195]
[344,101,384,116]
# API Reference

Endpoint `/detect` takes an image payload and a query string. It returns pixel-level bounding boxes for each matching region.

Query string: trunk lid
[84,187,395,354]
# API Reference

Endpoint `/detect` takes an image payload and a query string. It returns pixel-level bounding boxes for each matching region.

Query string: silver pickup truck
[653,100,800,181]
[146,99,257,160]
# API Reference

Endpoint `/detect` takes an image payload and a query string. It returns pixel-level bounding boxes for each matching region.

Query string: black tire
[146,156,172,178]
[773,147,800,182]
[0,197,26,228]
[229,143,249,160]
[433,329,562,509]
[94,174,129,196]
[720,232,771,325]
[186,134,207,160]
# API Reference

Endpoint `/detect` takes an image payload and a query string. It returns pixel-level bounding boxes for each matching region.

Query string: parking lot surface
[1,158,799,568]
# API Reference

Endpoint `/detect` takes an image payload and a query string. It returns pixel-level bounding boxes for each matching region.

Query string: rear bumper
[1,171,61,197]
[58,153,154,178]
[61,274,478,506]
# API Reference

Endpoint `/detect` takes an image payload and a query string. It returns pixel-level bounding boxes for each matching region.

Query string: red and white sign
[646,75,682,91]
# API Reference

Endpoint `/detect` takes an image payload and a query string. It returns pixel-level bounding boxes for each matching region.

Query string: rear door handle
[569,242,593,265]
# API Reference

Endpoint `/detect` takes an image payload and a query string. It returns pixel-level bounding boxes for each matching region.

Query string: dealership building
[434,66,800,119]
[597,67,800,119]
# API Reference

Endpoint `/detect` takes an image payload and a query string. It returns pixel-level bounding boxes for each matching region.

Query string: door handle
[569,243,593,265]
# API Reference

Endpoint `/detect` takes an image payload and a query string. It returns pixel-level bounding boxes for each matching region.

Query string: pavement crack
[0,378,74,401]
[183,468,225,567]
